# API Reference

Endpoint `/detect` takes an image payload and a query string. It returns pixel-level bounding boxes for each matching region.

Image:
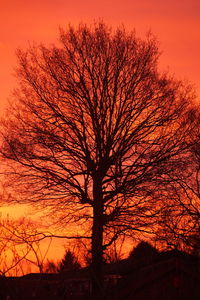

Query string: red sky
[0,0,200,263]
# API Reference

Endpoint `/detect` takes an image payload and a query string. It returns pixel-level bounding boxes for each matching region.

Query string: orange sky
[0,0,200,265]
[1,0,200,113]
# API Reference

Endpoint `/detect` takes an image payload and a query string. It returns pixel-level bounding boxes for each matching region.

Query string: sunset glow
[1,0,200,113]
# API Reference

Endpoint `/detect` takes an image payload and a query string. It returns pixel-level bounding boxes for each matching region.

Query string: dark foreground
[1,250,200,300]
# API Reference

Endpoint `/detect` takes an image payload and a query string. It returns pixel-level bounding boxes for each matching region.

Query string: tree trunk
[91,179,104,300]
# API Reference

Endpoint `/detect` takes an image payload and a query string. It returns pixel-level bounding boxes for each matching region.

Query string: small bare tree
[1,22,198,298]
[44,259,58,273]
[0,216,52,275]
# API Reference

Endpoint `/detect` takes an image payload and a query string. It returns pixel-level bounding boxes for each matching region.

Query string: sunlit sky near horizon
[0,0,200,262]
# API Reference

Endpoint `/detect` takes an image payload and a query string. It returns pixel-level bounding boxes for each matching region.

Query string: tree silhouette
[129,241,158,265]
[0,22,198,299]
[154,133,200,253]
[0,216,52,275]
[57,249,81,273]
[44,259,58,273]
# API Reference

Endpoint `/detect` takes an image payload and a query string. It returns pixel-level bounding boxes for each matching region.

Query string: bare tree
[104,235,126,263]
[0,216,52,275]
[44,259,58,273]
[0,22,197,299]
[155,133,200,254]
